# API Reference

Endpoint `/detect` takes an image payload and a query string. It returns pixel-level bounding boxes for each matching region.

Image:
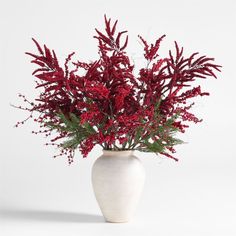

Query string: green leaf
[83,122,96,134]
[142,139,165,153]
[44,121,67,132]
[69,112,80,123]
[61,137,79,149]
[134,126,143,143]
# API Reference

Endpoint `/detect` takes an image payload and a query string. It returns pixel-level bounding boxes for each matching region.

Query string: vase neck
[102,150,134,157]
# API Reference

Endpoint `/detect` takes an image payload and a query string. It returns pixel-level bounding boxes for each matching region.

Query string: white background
[0,0,236,235]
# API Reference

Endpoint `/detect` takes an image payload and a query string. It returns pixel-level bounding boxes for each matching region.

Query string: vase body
[91,150,145,223]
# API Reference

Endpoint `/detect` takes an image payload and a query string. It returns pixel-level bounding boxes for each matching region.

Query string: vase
[91,150,145,223]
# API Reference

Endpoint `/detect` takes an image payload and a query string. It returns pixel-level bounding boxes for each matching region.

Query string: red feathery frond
[15,16,221,163]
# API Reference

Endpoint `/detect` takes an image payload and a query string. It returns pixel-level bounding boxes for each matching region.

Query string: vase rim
[102,150,134,156]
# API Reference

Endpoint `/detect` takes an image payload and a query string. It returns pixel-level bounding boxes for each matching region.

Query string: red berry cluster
[14,15,221,163]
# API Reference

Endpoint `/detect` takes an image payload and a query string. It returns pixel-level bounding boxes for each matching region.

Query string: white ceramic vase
[91,150,145,223]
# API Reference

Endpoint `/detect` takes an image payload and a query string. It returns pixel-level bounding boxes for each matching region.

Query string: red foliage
[15,15,221,163]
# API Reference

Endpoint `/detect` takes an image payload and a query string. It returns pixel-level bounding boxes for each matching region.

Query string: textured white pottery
[91,150,145,223]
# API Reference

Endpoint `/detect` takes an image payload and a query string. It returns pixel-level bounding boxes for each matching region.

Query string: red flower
[14,15,221,163]
[114,86,131,111]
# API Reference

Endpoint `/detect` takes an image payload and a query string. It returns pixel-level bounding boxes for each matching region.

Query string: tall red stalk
[14,15,221,163]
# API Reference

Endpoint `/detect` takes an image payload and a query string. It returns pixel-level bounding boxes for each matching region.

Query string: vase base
[105,218,130,223]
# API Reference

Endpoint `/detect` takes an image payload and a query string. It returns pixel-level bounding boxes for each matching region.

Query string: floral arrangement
[14,16,221,164]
